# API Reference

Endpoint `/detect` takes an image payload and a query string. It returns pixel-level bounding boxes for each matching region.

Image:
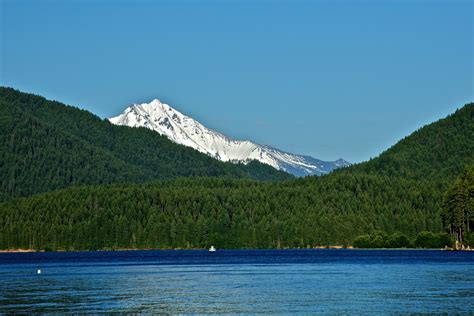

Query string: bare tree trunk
[467,215,470,233]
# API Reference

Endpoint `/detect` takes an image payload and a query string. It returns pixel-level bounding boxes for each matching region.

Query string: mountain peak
[109,99,349,176]
[132,99,167,112]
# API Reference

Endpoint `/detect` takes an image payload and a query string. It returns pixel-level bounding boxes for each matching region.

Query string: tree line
[0,174,452,251]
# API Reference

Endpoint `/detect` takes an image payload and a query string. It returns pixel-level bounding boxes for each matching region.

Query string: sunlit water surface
[0,249,473,313]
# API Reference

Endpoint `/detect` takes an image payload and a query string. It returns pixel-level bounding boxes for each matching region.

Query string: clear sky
[1,0,472,163]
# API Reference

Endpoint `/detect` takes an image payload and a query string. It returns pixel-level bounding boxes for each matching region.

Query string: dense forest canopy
[0,88,473,250]
[0,87,291,202]
[0,175,446,250]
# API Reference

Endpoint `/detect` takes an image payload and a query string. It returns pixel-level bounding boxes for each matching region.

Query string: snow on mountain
[109,99,350,176]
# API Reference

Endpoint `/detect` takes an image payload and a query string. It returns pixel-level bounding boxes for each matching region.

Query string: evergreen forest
[0,88,472,250]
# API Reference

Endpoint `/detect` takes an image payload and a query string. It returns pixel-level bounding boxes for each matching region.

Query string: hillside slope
[346,103,474,180]
[0,88,291,201]
[0,104,151,201]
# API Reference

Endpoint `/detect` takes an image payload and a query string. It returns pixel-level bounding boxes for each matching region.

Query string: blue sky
[1,0,472,162]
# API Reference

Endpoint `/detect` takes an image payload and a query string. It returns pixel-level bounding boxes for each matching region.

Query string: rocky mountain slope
[110,99,349,176]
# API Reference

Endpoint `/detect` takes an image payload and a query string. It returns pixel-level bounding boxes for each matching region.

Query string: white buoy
[209,246,216,252]
[37,269,41,274]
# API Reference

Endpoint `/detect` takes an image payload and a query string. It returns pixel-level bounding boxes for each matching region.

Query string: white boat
[209,246,216,252]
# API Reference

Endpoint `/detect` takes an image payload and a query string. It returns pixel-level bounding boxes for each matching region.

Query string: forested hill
[344,103,474,181]
[0,102,472,250]
[0,87,291,201]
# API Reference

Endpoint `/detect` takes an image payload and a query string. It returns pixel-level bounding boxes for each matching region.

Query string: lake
[0,249,473,313]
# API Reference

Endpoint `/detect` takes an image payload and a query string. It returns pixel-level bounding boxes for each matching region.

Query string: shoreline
[0,249,36,253]
[1,246,472,253]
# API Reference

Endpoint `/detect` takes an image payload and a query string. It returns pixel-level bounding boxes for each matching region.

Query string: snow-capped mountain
[109,99,350,176]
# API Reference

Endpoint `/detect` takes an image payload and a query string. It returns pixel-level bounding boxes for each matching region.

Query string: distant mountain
[109,99,350,176]
[0,87,292,201]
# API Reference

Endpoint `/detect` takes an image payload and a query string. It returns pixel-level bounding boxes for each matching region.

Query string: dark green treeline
[0,174,444,250]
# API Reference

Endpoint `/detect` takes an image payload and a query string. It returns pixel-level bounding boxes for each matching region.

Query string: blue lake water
[0,249,473,313]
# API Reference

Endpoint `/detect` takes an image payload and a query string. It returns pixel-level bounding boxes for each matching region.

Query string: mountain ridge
[0,87,292,201]
[109,99,350,176]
